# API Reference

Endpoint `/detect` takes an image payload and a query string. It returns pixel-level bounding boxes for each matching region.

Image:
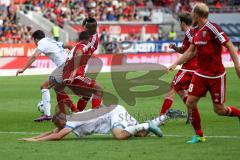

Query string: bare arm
[35,128,72,141]
[18,128,59,141]
[63,43,75,50]
[22,128,72,142]
[224,41,240,78]
[168,44,195,71]
[30,128,59,139]
[16,50,41,76]
[68,49,83,83]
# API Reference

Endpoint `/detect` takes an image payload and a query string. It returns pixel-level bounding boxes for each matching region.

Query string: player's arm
[63,43,74,50]
[69,49,83,83]
[224,41,240,78]
[23,128,72,142]
[16,50,41,76]
[168,44,195,71]
[169,43,184,54]
[18,128,60,141]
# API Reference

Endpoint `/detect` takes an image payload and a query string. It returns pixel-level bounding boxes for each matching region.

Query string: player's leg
[186,95,205,143]
[210,75,240,117]
[185,75,206,143]
[77,96,91,111]
[34,80,53,122]
[40,80,51,117]
[112,128,149,140]
[112,122,162,140]
[159,70,187,116]
[160,88,175,115]
[213,103,240,117]
[91,83,103,109]
[71,76,103,111]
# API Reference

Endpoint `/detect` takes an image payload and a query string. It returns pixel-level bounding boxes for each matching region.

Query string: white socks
[41,89,51,116]
[124,123,149,135]
[151,115,167,126]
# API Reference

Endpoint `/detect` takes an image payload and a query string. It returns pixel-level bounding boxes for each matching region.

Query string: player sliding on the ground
[19,105,163,141]
[159,13,201,125]
[16,30,77,122]
[169,3,240,144]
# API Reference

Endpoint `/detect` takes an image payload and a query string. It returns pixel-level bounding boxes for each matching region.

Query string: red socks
[56,91,78,113]
[77,95,102,111]
[160,98,173,115]
[77,98,88,111]
[189,107,203,137]
[226,106,240,117]
[92,95,102,109]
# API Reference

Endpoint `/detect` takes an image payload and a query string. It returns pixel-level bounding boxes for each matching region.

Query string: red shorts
[63,75,96,96]
[188,73,226,104]
[172,70,194,92]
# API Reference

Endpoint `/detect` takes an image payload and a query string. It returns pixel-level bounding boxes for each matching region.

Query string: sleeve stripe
[206,22,226,43]
[84,34,97,51]
[185,29,193,43]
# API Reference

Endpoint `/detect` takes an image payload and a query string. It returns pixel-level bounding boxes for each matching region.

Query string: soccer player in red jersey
[73,17,101,111]
[169,3,240,143]
[50,31,102,113]
[64,17,100,111]
[159,13,201,127]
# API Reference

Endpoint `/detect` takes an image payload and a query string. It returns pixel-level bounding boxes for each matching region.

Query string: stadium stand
[0,0,240,45]
[0,2,32,43]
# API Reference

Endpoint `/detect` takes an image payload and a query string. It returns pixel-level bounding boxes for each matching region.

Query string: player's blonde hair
[193,3,209,18]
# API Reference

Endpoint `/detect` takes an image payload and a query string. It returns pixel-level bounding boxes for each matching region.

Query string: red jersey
[84,33,98,52]
[76,33,98,76]
[192,21,229,77]
[63,42,94,80]
[181,27,199,70]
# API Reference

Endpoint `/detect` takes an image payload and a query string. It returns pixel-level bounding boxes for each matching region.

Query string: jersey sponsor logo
[195,41,207,45]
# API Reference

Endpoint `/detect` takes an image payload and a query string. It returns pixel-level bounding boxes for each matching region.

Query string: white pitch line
[0,131,41,135]
[0,131,240,139]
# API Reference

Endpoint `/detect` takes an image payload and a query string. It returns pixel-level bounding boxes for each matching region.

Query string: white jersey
[37,37,67,67]
[65,105,138,138]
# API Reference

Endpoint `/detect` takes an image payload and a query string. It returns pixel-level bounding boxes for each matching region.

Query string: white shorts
[65,105,138,137]
[49,63,64,84]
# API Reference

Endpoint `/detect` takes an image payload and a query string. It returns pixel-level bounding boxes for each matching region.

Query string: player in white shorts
[16,30,76,122]
[19,105,164,141]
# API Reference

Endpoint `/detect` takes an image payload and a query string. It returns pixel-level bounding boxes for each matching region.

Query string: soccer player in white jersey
[19,105,163,141]
[16,30,76,122]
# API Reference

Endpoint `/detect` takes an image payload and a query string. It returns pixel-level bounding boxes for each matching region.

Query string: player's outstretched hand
[16,69,24,76]
[168,64,177,72]
[169,43,176,50]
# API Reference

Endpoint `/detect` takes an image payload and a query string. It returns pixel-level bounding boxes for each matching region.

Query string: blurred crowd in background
[0,0,240,44]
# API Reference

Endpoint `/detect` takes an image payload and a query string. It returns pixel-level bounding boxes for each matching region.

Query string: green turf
[0,68,240,160]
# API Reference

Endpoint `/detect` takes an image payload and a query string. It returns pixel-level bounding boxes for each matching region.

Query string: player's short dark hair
[32,30,45,40]
[178,13,192,26]
[78,31,90,41]
[82,17,97,26]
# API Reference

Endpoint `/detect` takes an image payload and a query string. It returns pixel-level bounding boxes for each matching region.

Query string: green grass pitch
[0,68,239,160]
